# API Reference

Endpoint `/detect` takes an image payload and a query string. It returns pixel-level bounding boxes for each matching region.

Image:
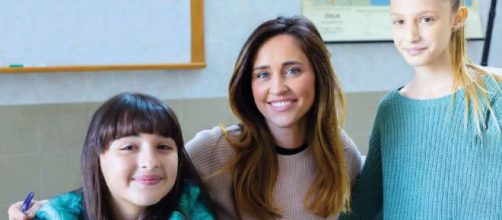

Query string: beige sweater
[186,125,362,220]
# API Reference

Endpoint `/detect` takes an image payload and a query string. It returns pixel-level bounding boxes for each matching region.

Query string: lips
[406,47,427,56]
[133,175,163,186]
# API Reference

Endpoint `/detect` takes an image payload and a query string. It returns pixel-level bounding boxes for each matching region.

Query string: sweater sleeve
[341,111,384,219]
[185,126,237,178]
[341,130,363,185]
[492,81,502,126]
[170,183,215,220]
[483,77,502,138]
[34,191,83,220]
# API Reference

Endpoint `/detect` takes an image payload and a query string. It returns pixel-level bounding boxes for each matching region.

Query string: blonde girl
[344,0,502,219]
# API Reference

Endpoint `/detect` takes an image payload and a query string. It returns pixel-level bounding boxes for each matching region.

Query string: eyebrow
[282,61,302,66]
[390,12,401,17]
[253,61,303,71]
[390,10,438,17]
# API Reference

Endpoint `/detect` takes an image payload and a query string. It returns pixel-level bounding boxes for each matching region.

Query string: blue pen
[21,192,35,213]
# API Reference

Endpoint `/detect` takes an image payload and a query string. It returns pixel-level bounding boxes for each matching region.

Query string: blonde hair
[449,0,501,134]
[222,16,351,219]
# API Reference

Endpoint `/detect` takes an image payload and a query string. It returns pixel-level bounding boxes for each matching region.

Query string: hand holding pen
[21,192,35,213]
[8,192,45,220]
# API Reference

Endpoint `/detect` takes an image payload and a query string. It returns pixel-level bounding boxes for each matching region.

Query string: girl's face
[99,133,178,214]
[251,34,315,135]
[390,0,458,68]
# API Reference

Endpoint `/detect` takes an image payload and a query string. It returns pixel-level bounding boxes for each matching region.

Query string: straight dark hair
[80,92,212,220]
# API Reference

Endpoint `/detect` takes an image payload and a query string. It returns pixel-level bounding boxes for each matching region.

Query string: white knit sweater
[186,125,362,220]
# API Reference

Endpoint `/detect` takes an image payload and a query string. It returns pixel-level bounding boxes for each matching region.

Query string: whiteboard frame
[0,0,205,74]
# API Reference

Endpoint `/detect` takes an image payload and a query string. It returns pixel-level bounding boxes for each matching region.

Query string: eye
[255,71,269,79]
[392,19,404,25]
[286,67,301,75]
[418,16,434,24]
[120,144,136,151]
[157,144,174,151]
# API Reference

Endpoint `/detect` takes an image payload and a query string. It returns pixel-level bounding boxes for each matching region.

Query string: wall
[0,0,499,105]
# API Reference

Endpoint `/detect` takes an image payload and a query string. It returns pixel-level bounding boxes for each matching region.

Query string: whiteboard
[0,0,205,73]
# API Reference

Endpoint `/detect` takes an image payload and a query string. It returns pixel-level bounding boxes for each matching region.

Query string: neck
[414,64,455,87]
[267,119,307,149]
[110,197,145,220]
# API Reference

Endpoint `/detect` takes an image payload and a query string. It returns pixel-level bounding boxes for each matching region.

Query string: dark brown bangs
[96,93,182,151]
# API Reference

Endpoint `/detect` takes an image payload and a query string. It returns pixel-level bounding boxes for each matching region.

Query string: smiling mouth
[406,47,427,56]
[268,100,295,111]
[133,176,163,185]
[270,101,292,108]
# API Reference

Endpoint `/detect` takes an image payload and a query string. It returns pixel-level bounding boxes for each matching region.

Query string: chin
[401,52,434,67]
[132,196,163,207]
[133,189,170,206]
[403,57,428,67]
[269,119,295,128]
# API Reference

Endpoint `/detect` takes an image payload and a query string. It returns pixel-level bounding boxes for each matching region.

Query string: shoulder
[478,65,502,76]
[340,130,362,183]
[480,74,502,111]
[474,66,502,98]
[340,129,358,152]
[483,74,502,94]
[186,125,240,151]
[35,190,83,220]
[370,89,402,128]
[377,89,401,112]
[185,125,240,176]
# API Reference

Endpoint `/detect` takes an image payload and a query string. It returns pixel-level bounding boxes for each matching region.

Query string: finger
[8,201,26,220]
[9,214,28,220]
[23,200,46,218]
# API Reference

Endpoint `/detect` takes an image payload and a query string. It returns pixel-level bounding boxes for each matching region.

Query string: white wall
[0,0,500,105]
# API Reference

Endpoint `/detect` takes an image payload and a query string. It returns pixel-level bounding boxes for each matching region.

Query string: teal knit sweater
[345,77,502,219]
[35,182,214,220]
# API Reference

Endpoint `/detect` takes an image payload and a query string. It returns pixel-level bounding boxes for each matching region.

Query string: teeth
[271,101,291,108]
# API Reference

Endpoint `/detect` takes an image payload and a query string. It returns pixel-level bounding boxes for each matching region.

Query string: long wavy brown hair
[224,16,350,219]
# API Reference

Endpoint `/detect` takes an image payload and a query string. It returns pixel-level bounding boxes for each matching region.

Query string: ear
[453,6,468,31]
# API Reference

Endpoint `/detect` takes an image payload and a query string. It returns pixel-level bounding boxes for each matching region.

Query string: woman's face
[251,34,316,135]
[99,133,178,214]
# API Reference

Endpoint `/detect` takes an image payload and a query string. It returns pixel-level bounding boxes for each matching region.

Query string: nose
[269,74,288,95]
[405,23,420,43]
[139,147,160,170]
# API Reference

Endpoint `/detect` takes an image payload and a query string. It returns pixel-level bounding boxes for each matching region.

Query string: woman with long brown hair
[187,16,361,219]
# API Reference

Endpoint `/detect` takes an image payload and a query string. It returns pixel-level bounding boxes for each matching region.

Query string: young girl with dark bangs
[345,0,502,219]
[10,92,214,220]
